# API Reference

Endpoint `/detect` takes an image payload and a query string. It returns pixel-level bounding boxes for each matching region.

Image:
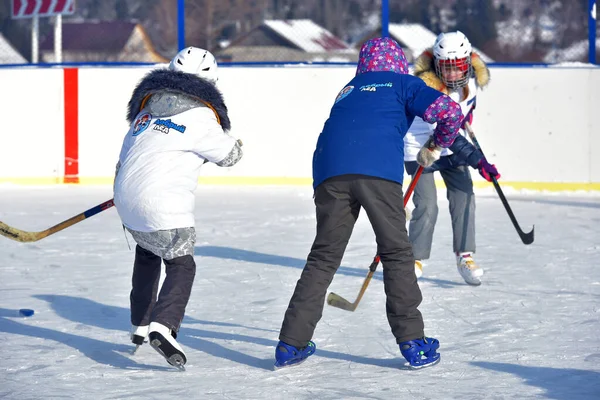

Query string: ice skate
[456,252,483,286]
[148,322,187,370]
[399,336,440,369]
[274,341,316,370]
[414,260,423,279]
[130,324,149,354]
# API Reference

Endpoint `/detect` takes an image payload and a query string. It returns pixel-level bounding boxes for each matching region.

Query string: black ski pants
[130,245,196,333]
[279,175,425,348]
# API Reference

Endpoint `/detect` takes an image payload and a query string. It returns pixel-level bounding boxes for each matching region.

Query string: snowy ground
[0,185,599,400]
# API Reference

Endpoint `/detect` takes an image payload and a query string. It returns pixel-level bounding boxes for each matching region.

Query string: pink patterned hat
[356,37,408,76]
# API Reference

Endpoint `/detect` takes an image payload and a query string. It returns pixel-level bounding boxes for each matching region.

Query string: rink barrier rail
[0,176,599,192]
[1,64,599,190]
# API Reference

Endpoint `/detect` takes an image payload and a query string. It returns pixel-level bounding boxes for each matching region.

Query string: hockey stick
[463,122,534,245]
[0,199,115,243]
[327,166,424,311]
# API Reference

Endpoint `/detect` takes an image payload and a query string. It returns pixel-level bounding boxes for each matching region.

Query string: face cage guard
[434,57,472,89]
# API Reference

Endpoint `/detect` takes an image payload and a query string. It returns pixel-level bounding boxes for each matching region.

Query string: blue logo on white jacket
[153,119,187,134]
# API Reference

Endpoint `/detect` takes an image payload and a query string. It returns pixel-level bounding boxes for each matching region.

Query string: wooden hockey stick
[0,199,115,243]
[327,166,424,311]
[327,255,380,311]
[463,122,534,245]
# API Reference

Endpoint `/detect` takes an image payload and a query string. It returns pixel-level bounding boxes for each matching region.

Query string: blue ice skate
[399,337,440,369]
[274,340,316,369]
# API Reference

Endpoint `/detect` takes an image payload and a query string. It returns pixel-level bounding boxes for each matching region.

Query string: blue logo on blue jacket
[153,119,187,134]
[335,85,354,104]
[359,82,393,92]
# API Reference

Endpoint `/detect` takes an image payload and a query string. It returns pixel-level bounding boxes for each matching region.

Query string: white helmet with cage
[432,31,473,89]
[169,46,218,83]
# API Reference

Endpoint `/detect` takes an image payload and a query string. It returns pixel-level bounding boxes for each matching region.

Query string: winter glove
[416,136,442,168]
[477,158,501,182]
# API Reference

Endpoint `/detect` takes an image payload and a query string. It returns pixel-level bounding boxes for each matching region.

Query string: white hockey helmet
[432,31,472,89]
[169,46,218,83]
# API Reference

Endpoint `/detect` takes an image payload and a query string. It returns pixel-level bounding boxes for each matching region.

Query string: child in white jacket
[114,47,242,369]
[404,31,500,286]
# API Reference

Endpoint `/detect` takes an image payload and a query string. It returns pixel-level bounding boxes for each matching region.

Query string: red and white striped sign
[12,0,75,19]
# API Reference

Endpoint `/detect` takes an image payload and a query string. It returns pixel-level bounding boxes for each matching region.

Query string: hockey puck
[18,309,35,317]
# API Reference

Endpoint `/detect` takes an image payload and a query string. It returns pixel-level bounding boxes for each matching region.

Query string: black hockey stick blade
[520,227,535,245]
[492,177,534,244]
[463,122,535,245]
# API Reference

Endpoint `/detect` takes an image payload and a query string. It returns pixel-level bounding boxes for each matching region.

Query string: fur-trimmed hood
[127,69,231,131]
[413,49,490,94]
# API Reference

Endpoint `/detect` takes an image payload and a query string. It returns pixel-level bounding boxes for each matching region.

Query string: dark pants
[130,245,196,333]
[279,175,425,348]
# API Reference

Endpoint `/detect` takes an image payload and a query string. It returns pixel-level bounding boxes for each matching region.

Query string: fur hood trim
[127,69,231,131]
[413,49,490,94]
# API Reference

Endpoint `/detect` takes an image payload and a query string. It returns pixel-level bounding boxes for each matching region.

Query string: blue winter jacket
[312,71,446,189]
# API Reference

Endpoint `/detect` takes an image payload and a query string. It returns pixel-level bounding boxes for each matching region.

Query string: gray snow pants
[128,227,196,333]
[405,162,476,260]
[279,175,425,348]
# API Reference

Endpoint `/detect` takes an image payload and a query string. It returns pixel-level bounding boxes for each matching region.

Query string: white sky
[0,185,599,400]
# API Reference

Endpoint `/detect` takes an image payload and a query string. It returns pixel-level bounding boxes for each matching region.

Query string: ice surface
[0,186,599,400]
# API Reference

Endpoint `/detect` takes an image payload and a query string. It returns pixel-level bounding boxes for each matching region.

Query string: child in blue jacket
[274,37,465,369]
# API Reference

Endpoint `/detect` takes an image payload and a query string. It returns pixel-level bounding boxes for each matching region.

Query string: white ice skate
[414,260,423,279]
[456,253,483,286]
[130,325,149,354]
[148,322,187,370]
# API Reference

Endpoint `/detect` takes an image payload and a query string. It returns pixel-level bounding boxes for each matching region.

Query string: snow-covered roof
[0,33,27,64]
[388,23,438,60]
[388,23,494,63]
[263,19,354,53]
[544,38,600,64]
